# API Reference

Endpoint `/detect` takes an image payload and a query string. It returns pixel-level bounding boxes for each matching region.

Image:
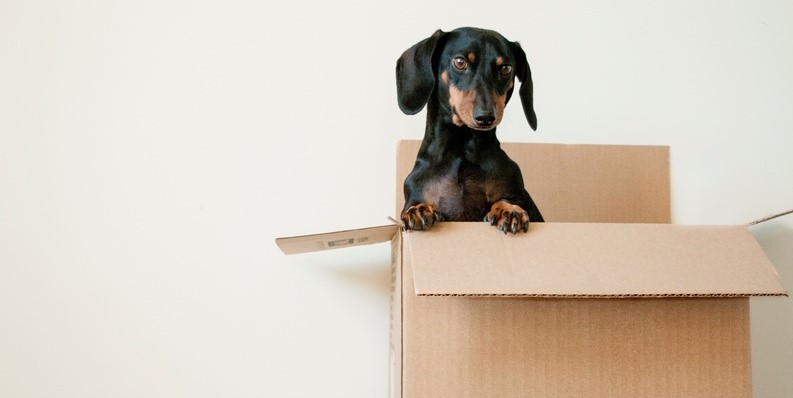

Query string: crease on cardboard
[416,292,786,298]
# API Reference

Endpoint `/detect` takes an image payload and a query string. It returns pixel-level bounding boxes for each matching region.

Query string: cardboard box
[276,140,787,397]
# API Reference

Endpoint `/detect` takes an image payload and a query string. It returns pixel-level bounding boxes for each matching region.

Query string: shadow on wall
[750,220,793,397]
[317,244,393,301]
[326,259,392,298]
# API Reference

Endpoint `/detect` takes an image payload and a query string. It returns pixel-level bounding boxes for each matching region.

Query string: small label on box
[327,238,355,247]
[325,236,370,248]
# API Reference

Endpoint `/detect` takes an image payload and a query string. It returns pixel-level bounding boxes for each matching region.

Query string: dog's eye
[452,56,468,70]
[499,64,513,76]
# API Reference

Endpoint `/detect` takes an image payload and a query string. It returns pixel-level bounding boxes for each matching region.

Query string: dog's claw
[401,203,442,231]
[485,201,531,234]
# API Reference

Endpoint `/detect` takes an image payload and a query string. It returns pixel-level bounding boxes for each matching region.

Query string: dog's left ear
[510,41,537,131]
[396,29,445,115]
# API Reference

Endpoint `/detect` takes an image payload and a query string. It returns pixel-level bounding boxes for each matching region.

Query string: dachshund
[396,27,543,234]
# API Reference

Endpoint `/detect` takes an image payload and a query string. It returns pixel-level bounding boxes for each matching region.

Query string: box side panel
[395,140,671,224]
[389,232,403,398]
[503,142,671,223]
[402,294,751,397]
[395,140,420,217]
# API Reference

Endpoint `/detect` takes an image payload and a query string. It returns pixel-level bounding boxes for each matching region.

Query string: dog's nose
[474,112,496,127]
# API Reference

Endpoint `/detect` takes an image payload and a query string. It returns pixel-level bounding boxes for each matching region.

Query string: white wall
[1,0,791,396]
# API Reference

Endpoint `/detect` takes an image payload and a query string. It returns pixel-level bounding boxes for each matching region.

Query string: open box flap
[276,224,399,255]
[405,222,787,297]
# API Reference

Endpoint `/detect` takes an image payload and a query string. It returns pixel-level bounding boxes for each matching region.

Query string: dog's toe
[485,201,530,234]
[402,203,442,230]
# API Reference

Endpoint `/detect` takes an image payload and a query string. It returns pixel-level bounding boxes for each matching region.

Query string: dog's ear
[511,41,537,131]
[396,29,445,115]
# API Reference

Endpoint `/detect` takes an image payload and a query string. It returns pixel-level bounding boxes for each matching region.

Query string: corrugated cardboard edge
[411,293,786,298]
[410,289,787,299]
[748,208,793,226]
[388,227,403,398]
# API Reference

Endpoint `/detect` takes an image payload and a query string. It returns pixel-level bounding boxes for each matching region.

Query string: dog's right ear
[396,29,445,115]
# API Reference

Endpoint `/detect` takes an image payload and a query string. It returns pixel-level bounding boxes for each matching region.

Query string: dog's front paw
[485,200,530,234]
[401,203,443,230]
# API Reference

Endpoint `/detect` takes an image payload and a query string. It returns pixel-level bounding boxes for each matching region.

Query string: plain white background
[2,0,791,396]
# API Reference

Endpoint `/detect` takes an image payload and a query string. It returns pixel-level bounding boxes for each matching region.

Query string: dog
[396,27,544,234]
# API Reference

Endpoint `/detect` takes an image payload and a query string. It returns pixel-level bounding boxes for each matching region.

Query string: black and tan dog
[397,27,544,234]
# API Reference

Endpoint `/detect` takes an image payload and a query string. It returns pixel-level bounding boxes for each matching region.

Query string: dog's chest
[423,165,493,220]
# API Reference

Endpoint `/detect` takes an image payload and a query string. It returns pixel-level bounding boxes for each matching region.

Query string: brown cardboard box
[276,140,787,397]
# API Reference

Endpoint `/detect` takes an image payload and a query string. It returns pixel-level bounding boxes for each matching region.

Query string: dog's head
[396,27,537,131]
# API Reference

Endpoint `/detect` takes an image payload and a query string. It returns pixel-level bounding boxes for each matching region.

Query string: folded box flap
[276,224,399,255]
[405,222,787,298]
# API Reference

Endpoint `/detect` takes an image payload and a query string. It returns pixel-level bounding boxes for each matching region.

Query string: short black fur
[396,27,543,234]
